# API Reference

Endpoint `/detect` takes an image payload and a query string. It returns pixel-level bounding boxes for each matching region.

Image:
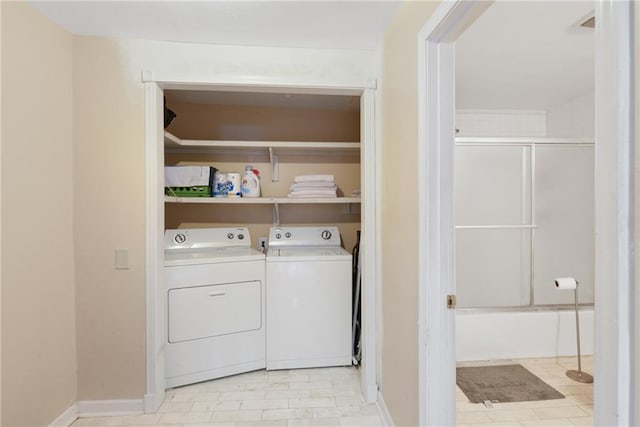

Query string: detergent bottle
[241,166,261,198]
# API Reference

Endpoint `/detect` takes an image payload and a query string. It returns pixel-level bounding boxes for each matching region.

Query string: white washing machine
[266,226,352,370]
[164,227,265,388]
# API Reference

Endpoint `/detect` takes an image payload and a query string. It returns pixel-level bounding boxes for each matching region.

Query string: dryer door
[168,281,262,343]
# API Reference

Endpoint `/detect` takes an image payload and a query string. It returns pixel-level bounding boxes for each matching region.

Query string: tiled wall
[546,92,594,137]
[456,110,547,137]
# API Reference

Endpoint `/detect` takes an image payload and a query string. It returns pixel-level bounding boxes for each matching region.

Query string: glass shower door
[455,141,595,309]
[455,144,532,308]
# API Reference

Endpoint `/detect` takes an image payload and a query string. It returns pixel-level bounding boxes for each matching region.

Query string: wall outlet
[258,237,268,253]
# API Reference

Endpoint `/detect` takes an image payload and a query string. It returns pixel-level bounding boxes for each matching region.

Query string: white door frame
[143,75,380,411]
[417,1,637,426]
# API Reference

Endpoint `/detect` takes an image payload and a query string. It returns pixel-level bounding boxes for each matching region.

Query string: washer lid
[165,247,264,266]
[266,246,351,261]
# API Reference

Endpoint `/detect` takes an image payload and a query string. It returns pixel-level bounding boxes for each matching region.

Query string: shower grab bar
[455,224,537,229]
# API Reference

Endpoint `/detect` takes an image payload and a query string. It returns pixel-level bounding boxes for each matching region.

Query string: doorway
[417,1,636,425]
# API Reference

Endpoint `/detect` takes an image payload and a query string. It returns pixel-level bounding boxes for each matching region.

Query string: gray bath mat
[456,364,565,403]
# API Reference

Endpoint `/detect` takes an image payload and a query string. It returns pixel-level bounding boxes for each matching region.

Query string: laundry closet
[164,89,362,251]
[161,88,364,388]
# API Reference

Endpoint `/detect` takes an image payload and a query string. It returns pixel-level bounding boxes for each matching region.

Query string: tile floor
[72,366,382,427]
[456,356,594,427]
[72,356,593,427]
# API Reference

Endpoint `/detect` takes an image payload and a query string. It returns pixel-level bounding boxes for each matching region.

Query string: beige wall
[72,36,376,400]
[73,38,148,399]
[1,2,77,425]
[166,102,360,142]
[379,2,439,425]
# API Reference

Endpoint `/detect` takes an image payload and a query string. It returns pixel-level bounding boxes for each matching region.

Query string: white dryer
[164,227,265,388]
[266,226,352,370]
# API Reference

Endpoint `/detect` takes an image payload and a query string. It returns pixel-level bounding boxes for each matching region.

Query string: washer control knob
[227,233,234,240]
[321,230,332,240]
[275,233,281,239]
[285,232,292,238]
[174,233,187,244]
[238,234,244,240]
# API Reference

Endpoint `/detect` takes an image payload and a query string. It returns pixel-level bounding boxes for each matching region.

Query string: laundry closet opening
[158,85,371,394]
[163,89,362,251]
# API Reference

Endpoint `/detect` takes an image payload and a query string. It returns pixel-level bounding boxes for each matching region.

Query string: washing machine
[164,227,265,388]
[266,226,352,370]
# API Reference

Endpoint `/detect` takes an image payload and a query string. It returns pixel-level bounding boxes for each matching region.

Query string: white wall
[547,92,594,137]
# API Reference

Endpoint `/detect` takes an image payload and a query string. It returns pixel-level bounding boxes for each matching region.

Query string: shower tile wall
[456,110,547,137]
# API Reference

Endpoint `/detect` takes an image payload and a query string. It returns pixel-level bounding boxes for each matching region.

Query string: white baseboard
[48,404,78,427]
[77,399,144,417]
[376,392,395,426]
[143,392,164,414]
[364,383,379,404]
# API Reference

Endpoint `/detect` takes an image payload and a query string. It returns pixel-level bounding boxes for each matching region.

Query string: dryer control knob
[275,233,281,239]
[174,233,187,244]
[238,234,244,240]
[285,232,291,238]
[227,233,234,239]
[321,230,332,240]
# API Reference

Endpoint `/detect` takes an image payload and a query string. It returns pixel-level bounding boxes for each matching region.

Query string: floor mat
[456,364,565,404]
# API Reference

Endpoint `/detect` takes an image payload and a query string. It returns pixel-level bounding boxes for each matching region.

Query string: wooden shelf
[164,131,360,154]
[165,196,361,204]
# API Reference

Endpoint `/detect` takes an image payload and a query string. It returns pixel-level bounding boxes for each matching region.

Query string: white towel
[289,189,337,198]
[294,174,335,183]
[290,182,337,191]
[165,166,210,187]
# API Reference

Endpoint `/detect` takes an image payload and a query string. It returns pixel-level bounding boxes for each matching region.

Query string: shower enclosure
[455,137,595,360]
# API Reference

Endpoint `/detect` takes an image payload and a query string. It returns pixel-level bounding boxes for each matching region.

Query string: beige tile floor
[72,356,593,427]
[456,356,594,427]
[72,366,382,427]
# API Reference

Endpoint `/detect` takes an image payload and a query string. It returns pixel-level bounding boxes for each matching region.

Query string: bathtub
[456,308,594,362]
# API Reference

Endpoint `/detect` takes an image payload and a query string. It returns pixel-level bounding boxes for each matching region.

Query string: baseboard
[48,404,78,427]
[144,391,164,413]
[376,392,395,426]
[77,399,144,417]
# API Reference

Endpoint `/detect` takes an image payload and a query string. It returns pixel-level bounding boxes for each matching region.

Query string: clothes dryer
[266,226,352,370]
[164,227,265,388]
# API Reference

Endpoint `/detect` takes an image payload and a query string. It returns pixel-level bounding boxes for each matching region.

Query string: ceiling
[456,1,595,110]
[31,0,594,111]
[29,1,401,51]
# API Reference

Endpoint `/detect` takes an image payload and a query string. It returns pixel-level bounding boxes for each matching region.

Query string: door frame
[417,1,637,425]
[143,75,380,411]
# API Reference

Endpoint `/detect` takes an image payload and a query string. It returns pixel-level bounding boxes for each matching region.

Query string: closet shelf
[164,131,360,154]
[165,196,361,205]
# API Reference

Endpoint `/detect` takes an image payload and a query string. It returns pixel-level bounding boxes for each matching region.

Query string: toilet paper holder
[554,277,594,384]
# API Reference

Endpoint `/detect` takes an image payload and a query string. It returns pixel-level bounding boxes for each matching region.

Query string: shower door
[455,139,594,309]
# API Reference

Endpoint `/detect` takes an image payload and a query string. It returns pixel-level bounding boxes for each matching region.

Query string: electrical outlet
[258,237,268,253]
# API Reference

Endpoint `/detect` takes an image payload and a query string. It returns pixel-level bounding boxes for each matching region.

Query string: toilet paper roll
[554,277,578,290]
[226,173,242,198]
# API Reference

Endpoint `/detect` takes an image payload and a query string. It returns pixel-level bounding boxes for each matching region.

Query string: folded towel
[294,174,335,183]
[289,188,337,198]
[290,182,337,191]
[165,166,211,187]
